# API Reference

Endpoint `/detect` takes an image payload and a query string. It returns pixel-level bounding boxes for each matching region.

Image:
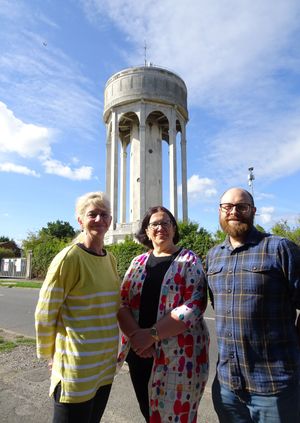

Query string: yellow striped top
[35,244,120,403]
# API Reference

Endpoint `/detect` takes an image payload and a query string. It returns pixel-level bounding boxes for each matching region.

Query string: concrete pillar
[110,110,118,229]
[169,109,178,219]
[139,102,146,219]
[120,140,127,223]
[105,123,111,196]
[181,124,188,221]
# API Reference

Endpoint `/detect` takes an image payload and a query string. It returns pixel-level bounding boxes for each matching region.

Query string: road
[0,286,218,422]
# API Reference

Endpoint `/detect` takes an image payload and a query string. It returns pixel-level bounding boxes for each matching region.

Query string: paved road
[0,286,218,422]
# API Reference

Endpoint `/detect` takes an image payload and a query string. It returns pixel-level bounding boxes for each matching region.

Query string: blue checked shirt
[206,228,300,394]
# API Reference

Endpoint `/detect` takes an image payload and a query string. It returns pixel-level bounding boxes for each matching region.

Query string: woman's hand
[48,358,53,373]
[130,328,155,354]
[136,346,156,358]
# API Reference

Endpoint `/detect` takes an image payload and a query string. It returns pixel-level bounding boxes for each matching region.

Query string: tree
[177,221,215,262]
[271,219,300,245]
[23,220,76,279]
[39,220,76,240]
[106,237,145,280]
[0,236,10,242]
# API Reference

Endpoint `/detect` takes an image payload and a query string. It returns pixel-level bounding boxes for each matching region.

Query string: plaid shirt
[206,227,300,394]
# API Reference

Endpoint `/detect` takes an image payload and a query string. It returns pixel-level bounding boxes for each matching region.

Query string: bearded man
[206,187,300,423]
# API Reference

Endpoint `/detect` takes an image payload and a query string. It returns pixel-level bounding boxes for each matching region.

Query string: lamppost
[248,167,255,197]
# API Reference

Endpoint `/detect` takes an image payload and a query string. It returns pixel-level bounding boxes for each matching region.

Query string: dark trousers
[126,349,153,423]
[53,382,112,423]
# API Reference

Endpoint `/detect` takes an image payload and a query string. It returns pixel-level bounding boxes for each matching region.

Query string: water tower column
[169,109,178,219]
[120,140,127,223]
[110,110,118,228]
[139,103,146,219]
[181,124,188,221]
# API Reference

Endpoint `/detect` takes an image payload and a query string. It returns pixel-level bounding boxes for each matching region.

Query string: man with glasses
[206,187,300,423]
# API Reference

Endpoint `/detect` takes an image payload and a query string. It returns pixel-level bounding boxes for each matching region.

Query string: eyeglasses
[148,220,172,230]
[86,211,110,220]
[220,203,252,213]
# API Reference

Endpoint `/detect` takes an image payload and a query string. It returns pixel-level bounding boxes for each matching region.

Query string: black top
[138,248,181,328]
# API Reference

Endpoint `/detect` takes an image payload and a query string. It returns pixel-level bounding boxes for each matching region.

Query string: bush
[106,237,145,280]
[0,247,15,260]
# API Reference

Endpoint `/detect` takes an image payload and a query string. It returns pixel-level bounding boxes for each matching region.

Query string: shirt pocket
[240,262,275,294]
[206,265,223,292]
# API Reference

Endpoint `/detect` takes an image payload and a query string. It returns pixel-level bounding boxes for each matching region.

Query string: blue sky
[1,0,300,244]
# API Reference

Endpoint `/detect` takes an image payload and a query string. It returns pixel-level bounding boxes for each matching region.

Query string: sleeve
[119,258,136,308]
[171,251,208,328]
[278,238,300,310]
[34,247,79,359]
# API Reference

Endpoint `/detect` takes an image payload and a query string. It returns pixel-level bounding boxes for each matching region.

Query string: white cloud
[43,159,93,181]
[0,101,52,159]
[0,162,40,177]
[257,206,275,224]
[84,0,300,185]
[187,175,217,201]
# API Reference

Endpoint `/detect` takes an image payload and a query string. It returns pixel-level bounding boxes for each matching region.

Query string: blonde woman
[35,192,120,423]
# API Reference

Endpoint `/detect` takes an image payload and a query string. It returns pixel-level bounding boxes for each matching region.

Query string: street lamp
[248,167,255,197]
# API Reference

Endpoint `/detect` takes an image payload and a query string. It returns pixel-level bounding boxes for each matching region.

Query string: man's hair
[220,188,254,206]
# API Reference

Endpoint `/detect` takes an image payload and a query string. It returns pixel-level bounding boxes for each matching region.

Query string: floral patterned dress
[118,248,209,423]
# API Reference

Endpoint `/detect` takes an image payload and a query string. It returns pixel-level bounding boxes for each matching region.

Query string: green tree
[23,221,75,279]
[177,221,214,262]
[0,236,10,242]
[106,237,145,280]
[39,220,76,240]
[271,219,300,245]
[0,247,15,259]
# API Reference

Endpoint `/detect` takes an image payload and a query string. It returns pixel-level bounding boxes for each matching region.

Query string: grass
[0,334,36,353]
[0,280,42,288]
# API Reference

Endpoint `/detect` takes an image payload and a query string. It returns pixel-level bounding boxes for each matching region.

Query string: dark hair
[135,206,180,248]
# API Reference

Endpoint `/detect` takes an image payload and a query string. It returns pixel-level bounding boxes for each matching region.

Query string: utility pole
[248,167,255,197]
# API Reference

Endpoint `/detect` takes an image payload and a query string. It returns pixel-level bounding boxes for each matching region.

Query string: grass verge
[0,334,36,353]
[0,280,42,288]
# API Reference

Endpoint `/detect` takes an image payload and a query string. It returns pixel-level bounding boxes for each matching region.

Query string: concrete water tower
[103,65,189,243]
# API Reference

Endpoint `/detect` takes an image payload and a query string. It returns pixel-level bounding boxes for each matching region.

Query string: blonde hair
[73,192,111,244]
[75,191,111,220]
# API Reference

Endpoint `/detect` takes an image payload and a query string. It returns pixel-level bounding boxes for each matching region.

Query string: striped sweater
[35,244,120,403]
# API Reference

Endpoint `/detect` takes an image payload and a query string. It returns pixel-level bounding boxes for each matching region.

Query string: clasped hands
[129,328,156,358]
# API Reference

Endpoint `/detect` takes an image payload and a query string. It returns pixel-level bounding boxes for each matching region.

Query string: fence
[0,252,32,279]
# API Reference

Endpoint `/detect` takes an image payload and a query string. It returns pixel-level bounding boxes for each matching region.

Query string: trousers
[52,382,112,423]
[212,375,300,423]
[126,349,153,423]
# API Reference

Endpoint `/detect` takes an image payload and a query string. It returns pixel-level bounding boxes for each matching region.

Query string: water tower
[103,65,189,243]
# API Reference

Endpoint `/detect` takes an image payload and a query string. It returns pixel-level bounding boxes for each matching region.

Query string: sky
[1,0,300,244]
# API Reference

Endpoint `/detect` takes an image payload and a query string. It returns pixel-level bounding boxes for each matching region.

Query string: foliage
[271,219,300,245]
[0,236,10,242]
[0,247,15,259]
[255,224,266,233]
[39,220,76,240]
[212,228,226,244]
[23,231,70,279]
[106,236,145,280]
[177,221,215,262]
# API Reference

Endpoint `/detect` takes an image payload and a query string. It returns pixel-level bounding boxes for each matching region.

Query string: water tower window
[148,149,153,154]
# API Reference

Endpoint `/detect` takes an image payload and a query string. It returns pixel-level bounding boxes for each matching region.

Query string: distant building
[103,65,189,243]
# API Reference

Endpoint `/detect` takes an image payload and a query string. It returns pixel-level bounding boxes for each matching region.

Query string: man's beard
[220,215,254,238]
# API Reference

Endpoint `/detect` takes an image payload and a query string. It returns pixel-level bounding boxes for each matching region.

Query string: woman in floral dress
[117,206,209,423]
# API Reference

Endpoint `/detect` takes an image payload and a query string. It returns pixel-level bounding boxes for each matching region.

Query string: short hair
[75,192,111,220]
[220,188,255,206]
[136,206,180,248]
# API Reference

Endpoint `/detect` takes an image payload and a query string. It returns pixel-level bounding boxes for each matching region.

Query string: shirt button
[227,289,232,293]
[229,353,234,359]
[228,332,232,337]
[228,270,232,274]
[227,309,231,314]
[253,266,257,270]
